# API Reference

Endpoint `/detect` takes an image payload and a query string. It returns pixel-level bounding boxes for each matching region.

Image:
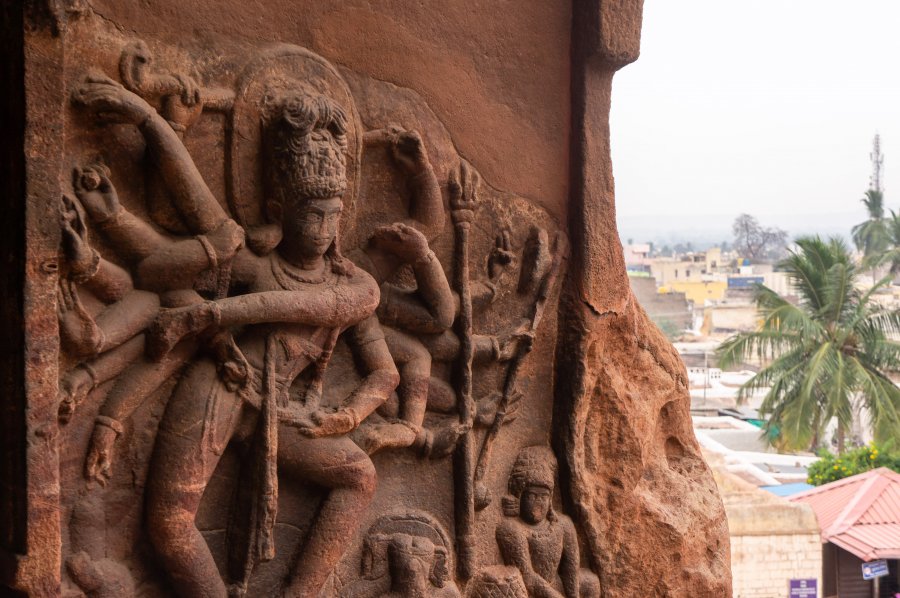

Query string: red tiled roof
[789,468,900,561]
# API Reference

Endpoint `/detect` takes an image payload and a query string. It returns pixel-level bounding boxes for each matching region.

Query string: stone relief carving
[52,29,594,598]
[496,447,600,598]
[339,511,460,598]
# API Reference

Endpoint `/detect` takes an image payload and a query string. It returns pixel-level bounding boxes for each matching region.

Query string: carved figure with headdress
[496,446,600,598]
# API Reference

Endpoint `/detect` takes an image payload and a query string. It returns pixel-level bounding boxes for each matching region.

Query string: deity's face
[281,196,342,261]
[388,535,435,590]
[520,485,552,524]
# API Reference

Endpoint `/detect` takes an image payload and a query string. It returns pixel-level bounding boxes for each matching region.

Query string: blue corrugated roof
[761,483,814,497]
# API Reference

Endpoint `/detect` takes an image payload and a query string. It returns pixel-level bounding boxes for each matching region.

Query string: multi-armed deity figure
[64,39,549,597]
[72,70,400,597]
[496,446,601,598]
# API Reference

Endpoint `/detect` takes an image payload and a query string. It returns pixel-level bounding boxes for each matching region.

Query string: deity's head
[262,83,352,271]
[504,446,558,525]
[387,533,438,592]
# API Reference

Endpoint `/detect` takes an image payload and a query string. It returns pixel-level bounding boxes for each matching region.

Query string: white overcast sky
[610,0,900,245]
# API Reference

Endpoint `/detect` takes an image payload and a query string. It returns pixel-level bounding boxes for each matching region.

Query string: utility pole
[870,134,884,193]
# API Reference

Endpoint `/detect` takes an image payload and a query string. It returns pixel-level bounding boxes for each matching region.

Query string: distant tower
[870,134,884,193]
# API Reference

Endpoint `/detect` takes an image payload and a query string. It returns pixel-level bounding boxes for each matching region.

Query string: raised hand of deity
[72,163,123,225]
[72,72,155,126]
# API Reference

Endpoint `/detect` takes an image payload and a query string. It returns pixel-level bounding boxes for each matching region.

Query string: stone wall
[714,460,822,598]
[730,532,821,598]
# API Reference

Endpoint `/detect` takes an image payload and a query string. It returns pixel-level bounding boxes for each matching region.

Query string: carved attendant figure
[496,446,600,598]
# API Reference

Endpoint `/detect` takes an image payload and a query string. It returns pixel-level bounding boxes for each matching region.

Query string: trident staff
[450,161,479,580]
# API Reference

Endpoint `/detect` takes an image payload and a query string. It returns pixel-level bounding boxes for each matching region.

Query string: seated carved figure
[72,73,400,598]
[496,446,600,598]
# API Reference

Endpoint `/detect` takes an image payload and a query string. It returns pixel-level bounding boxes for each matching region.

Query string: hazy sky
[610,0,900,245]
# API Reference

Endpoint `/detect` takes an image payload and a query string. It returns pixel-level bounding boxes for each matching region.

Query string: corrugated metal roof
[790,468,900,562]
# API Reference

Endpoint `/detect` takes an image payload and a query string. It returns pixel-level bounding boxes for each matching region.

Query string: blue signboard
[788,578,817,597]
[727,276,765,289]
[862,559,889,580]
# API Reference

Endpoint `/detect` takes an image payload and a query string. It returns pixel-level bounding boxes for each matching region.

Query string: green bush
[807,444,900,486]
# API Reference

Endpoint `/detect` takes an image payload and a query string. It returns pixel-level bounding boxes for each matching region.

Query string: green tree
[717,236,900,452]
[852,189,889,263]
[807,444,900,485]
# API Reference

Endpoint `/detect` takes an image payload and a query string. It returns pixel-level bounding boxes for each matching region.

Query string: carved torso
[527,520,566,582]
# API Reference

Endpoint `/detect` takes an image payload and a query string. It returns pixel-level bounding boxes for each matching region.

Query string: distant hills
[617,210,856,249]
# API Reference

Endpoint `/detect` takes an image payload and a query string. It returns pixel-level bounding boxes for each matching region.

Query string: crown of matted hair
[508,446,557,496]
[263,83,349,200]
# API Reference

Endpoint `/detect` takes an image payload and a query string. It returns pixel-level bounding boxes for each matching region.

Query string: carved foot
[353,420,419,455]
[425,423,465,459]
[66,551,135,598]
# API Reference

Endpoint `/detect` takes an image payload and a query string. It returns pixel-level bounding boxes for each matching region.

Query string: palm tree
[852,189,889,263]
[717,236,900,452]
[868,209,900,275]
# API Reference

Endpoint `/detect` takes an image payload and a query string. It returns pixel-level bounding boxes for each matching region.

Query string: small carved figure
[496,446,600,598]
[340,511,461,598]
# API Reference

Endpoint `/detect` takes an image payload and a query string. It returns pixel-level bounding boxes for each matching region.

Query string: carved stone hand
[60,194,100,281]
[147,301,221,361]
[294,408,357,438]
[496,319,534,361]
[388,127,430,176]
[72,164,122,224]
[370,222,430,263]
[475,391,523,427]
[57,366,94,424]
[57,280,104,359]
[85,424,118,486]
[72,72,155,126]
[488,229,515,283]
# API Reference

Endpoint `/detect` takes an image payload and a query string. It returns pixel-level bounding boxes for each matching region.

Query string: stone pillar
[554,1,733,596]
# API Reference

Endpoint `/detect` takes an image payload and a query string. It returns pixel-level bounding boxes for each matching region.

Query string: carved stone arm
[559,520,581,598]
[365,127,445,236]
[81,257,134,304]
[343,315,401,424]
[377,251,455,334]
[215,285,380,330]
[93,207,170,264]
[138,109,229,234]
[405,162,444,235]
[147,275,381,360]
[135,238,221,293]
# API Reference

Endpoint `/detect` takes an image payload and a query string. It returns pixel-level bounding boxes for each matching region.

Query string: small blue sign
[789,578,817,597]
[862,559,889,580]
[727,276,764,289]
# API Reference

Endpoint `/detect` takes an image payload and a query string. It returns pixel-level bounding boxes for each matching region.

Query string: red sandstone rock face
[1,1,730,597]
